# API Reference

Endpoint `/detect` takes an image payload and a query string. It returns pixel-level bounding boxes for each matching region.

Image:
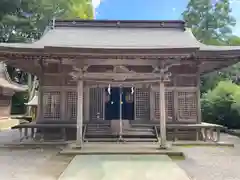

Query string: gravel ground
[177,134,240,180]
[0,130,73,180]
[1,130,240,180]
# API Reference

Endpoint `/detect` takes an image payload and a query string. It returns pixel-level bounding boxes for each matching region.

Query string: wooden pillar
[196,68,202,124]
[173,75,178,122]
[196,66,202,140]
[76,79,84,148]
[159,80,167,148]
[60,60,66,121]
[37,59,44,122]
[119,86,123,140]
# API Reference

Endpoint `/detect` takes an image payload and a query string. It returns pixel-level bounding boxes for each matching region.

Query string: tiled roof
[0,20,239,54]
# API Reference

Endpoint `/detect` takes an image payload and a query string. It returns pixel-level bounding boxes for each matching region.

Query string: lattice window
[43,91,60,119]
[177,91,197,121]
[176,75,197,86]
[66,91,77,120]
[135,88,150,120]
[166,91,174,121]
[0,100,10,106]
[154,91,173,122]
[89,87,104,121]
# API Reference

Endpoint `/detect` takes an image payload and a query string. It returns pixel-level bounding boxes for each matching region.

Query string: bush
[11,92,28,115]
[201,80,240,129]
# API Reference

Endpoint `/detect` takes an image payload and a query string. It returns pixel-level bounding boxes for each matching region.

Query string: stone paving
[0,130,240,180]
[58,155,191,180]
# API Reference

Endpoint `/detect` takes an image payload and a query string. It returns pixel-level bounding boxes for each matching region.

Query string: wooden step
[87,128,111,131]
[84,138,158,142]
[84,138,118,142]
[87,124,110,127]
[122,138,158,142]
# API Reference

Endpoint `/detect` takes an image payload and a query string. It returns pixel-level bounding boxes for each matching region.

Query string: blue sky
[92,0,240,36]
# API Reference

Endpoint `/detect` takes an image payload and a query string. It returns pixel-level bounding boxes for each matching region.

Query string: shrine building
[0,19,240,148]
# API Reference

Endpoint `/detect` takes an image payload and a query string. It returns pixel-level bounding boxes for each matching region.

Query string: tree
[228,35,240,45]
[0,0,94,115]
[1,0,94,43]
[182,0,240,94]
[202,81,240,128]
[182,0,236,44]
[200,35,240,93]
[61,0,94,19]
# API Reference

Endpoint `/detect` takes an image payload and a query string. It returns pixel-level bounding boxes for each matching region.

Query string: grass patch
[173,144,196,148]
[169,155,185,161]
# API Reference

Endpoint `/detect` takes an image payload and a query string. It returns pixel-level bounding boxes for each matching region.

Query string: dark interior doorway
[105,87,134,120]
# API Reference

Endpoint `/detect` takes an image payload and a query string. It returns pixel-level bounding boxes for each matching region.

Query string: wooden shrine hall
[0,19,240,148]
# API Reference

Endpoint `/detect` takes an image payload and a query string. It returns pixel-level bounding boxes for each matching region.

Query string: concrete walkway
[58,155,190,180]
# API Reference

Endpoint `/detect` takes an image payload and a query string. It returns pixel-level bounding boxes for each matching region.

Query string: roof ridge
[53,19,185,30]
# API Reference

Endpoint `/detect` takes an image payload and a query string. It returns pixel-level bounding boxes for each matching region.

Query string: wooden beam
[59,58,195,66]
[80,72,163,80]
[83,79,160,85]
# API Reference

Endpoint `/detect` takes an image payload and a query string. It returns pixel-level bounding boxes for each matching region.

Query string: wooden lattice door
[43,91,60,120]
[177,91,197,122]
[89,87,104,121]
[66,91,77,121]
[135,87,150,121]
[154,91,174,122]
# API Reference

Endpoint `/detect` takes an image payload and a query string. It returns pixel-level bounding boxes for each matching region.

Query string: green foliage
[0,0,94,43]
[182,0,235,44]
[61,0,94,19]
[202,81,240,128]
[183,0,240,95]
[11,92,28,115]
[227,35,240,45]
[200,62,240,93]
[0,0,94,114]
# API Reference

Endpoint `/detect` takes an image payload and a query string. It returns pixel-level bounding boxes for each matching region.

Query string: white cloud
[230,0,240,4]
[92,0,102,9]
[92,0,102,18]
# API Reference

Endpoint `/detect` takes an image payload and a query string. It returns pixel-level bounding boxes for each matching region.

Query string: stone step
[87,124,110,127]
[84,138,158,142]
[87,123,110,126]
[87,128,111,131]
[87,126,111,129]
[121,138,158,142]
[124,129,154,133]
[122,130,155,135]
[84,138,118,142]
[85,135,118,139]
[85,130,113,134]
[86,132,113,135]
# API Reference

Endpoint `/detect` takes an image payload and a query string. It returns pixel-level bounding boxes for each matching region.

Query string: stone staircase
[122,124,158,142]
[84,121,158,142]
[84,121,118,142]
